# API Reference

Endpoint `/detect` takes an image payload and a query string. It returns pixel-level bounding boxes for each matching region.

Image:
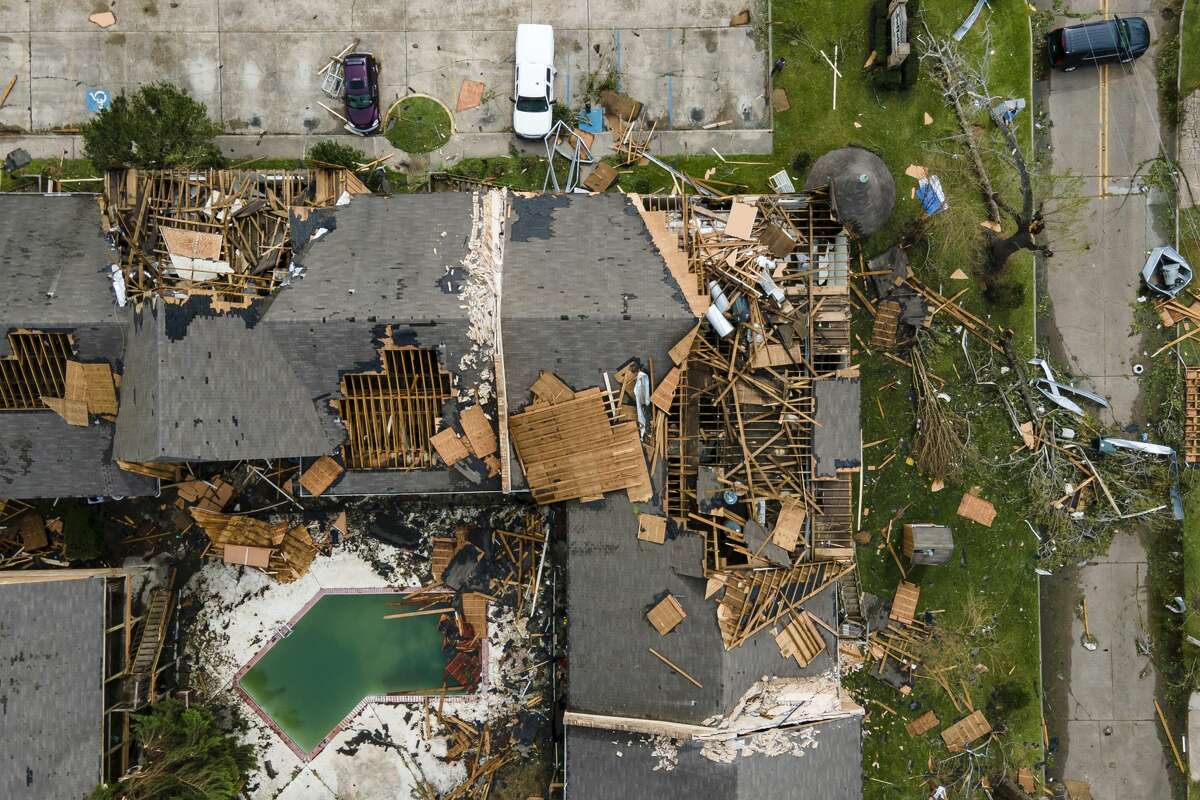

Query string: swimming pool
[236,590,475,758]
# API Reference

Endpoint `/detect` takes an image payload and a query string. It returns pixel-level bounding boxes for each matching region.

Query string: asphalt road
[1039,1,1175,797]
[1042,0,1168,426]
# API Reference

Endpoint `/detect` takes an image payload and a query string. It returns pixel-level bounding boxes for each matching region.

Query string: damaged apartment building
[0,170,863,798]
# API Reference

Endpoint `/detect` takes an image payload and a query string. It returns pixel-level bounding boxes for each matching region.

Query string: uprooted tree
[919,27,1056,282]
[89,700,255,800]
[82,82,224,172]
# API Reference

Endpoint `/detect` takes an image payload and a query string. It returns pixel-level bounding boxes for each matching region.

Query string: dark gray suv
[1045,16,1150,71]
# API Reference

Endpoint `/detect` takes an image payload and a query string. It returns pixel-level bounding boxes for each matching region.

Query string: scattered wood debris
[190,508,316,583]
[956,490,996,527]
[905,710,939,736]
[637,513,667,544]
[647,593,687,635]
[298,455,344,496]
[940,709,992,752]
[455,79,486,112]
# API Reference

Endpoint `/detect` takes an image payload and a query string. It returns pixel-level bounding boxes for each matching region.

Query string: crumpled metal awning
[1141,245,1193,298]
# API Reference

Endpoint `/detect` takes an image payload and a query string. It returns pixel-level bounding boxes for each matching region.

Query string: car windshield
[347,93,373,109]
[347,78,366,91]
[516,95,549,113]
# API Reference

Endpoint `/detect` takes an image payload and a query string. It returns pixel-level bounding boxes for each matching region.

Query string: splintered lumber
[191,508,288,547]
[956,491,996,527]
[460,404,498,458]
[871,300,901,348]
[775,611,826,667]
[668,324,701,366]
[651,366,682,411]
[298,455,344,496]
[637,513,668,544]
[0,74,16,108]
[647,593,687,635]
[889,580,920,625]
[508,387,651,505]
[1154,698,1186,774]
[941,710,992,752]
[905,710,939,737]
[116,459,180,481]
[562,711,713,740]
[648,647,703,688]
[582,163,619,193]
[431,427,471,466]
[1185,368,1200,464]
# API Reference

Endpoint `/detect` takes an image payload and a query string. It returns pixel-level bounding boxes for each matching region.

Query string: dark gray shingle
[0,414,155,498]
[813,378,861,477]
[0,576,105,800]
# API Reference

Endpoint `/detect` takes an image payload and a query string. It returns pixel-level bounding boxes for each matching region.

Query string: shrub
[984,280,1026,309]
[82,82,223,172]
[308,139,366,170]
[62,506,106,562]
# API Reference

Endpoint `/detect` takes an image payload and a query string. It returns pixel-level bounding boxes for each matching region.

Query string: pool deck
[233,586,488,762]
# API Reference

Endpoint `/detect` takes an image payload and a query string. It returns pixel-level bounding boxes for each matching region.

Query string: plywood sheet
[647,593,686,635]
[905,710,939,737]
[725,201,758,240]
[456,79,486,112]
[669,323,700,366]
[223,544,272,568]
[161,226,223,260]
[531,371,574,405]
[771,499,805,552]
[956,492,996,527]
[637,513,667,544]
[299,455,343,496]
[651,366,681,412]
[460,404,498,458]
[889,580,920,625]
[940,710,992,752]
[431,427,470,466]
[775,611,825,667]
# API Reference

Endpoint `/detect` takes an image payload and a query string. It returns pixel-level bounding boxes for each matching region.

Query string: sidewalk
[0,129,773,171]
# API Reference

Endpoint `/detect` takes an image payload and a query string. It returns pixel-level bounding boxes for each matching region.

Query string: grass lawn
[385,96,453,154]
[1181,0,1200,97]
[0,157,101,192]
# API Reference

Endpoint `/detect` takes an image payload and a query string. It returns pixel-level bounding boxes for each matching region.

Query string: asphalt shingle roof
[0,576,105,800]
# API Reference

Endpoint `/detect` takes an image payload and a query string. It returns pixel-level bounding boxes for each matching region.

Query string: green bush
[984,280,1026,309]
[308,139,366,170]
[62,506,106,562]
[82,82,224,172]
[90,700,255,800]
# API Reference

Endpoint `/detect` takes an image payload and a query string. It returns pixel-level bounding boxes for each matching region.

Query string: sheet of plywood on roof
[223,544,272,568]
[638,513,667,544]
[1185,368,1200,464]
[956,492,996,527]
[940,710,992,752]
[531,371,574,405]
[509,389,651,505]
[889,580,920,625]
[190,507,288,548]
[460,405,498,458]
[299,455,344,496]
[632,198,708,316]
[669,324,701,366]
[871,300,901,349]
[905,710,939,737]
[460,593,488,639]
[647,593,687,635]
[160,226,223,260]
[42,395,88,426]
[651,367,681,412]
[431,427,470,466]
[78,363,118,415]
[775,611,826,667]
[771,499,805,552]
[725,201,758,240]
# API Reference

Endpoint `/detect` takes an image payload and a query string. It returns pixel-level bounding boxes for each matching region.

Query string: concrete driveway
[1042,0,1169,424]
[1041,533,1173,799]
[0,0,770,151]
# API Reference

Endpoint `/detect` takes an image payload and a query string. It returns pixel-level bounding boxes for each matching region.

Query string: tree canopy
[90,700,255,800]
[82,83,224,172]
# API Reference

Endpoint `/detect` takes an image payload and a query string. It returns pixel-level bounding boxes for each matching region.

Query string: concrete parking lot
[0,0,771,148]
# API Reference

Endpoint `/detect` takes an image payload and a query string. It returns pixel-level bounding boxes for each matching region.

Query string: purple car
[343,53,380,134]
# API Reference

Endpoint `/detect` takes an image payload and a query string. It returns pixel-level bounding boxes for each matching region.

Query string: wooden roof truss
[0,330,73,410]
[337,346,453,470]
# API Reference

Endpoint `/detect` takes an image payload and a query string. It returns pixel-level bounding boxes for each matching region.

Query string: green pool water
[239,593,453,754]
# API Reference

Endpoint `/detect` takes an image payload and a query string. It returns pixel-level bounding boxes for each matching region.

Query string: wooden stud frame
[0,330,73,410]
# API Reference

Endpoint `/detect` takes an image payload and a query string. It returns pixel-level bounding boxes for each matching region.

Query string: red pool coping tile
[234,586,487,762]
